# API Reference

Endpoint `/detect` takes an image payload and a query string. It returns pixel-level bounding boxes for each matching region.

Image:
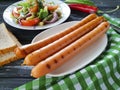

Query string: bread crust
[0,52,19,66]
[0,23,21,66]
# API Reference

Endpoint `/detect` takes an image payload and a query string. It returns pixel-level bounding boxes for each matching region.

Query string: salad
[11,0,62,26]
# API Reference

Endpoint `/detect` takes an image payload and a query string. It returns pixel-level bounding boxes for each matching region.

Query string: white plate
[32,21,108,77]
[3,0,70,30]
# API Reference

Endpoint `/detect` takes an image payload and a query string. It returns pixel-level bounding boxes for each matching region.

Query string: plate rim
[32,21,108,77]
[3,0,71,30]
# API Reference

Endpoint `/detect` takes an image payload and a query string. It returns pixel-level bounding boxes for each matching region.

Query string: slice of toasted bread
[0,51,20,66]
[8,29,21,47]
[0,23,22,66]
[0,23,17,54]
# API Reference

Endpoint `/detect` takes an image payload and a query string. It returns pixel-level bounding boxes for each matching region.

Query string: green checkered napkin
[14,14,120,90]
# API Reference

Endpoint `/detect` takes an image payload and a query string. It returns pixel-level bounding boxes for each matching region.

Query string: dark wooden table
[0,0,120,90]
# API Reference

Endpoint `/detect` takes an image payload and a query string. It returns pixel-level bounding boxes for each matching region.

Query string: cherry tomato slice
[47,5,58,11]
[12,7,21,18]
[20,18,40,26]
[30,5,39,13]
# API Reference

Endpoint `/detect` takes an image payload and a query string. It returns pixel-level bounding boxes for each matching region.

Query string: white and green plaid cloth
[14,14,120,90]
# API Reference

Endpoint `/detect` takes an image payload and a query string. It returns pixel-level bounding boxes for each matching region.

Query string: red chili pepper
[68,4,98,13]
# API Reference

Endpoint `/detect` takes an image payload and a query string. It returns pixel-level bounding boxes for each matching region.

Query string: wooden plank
[0,78,33,90]
[0,65,33,78]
